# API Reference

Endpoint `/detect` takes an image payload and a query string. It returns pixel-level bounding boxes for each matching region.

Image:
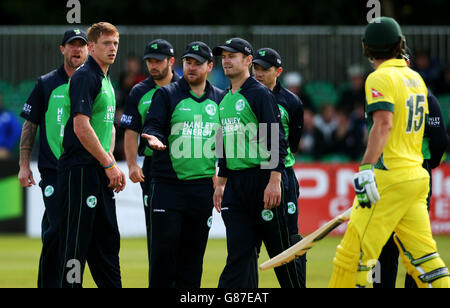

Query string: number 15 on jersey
[405,94,426,133]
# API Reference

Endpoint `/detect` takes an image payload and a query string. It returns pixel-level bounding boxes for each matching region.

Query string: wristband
[359,164,374,172]
[104,162,115,170]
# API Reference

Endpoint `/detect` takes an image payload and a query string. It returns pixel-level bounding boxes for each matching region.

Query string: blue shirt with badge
[59,55,116,169]
[20,66,70,172]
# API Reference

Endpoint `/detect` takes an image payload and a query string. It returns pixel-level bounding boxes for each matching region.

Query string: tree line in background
[0,0,449,26]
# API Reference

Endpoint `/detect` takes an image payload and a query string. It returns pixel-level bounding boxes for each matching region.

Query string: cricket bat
[259,207,352,271]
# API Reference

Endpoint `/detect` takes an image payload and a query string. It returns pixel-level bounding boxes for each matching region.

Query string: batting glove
[353,164,380,209]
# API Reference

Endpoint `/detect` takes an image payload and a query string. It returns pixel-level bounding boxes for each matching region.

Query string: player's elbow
[380,120,392,134]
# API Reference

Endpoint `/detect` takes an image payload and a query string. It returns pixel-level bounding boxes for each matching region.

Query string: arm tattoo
[19,121,38,165]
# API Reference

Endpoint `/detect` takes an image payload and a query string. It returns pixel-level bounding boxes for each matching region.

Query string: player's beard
[66,55,84,70]
[185,73,206,87]
[224,66,245,79]
[151,64,170,81]
[223,66,234,78]
[225,70,244,80]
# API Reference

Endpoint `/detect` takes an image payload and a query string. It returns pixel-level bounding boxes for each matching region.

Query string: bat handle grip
[342,208,352,220]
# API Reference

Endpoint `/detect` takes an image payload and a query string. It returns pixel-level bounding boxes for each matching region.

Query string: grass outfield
[0,235,449,288]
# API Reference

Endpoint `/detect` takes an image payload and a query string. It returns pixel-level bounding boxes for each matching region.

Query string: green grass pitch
[0,235,449,288]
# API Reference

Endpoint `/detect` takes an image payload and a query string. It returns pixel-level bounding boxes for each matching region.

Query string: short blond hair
[87,22,119,43]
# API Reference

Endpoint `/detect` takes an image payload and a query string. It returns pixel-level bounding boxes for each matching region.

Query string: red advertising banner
[294,163,450,235]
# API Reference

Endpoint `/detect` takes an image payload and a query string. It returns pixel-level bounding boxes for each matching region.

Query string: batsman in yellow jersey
[329,17,450,288]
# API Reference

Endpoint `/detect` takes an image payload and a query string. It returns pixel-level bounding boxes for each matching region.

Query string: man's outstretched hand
[141,134,167,151]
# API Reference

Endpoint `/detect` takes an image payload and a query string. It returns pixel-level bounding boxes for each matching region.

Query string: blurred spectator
[337,64,367,143]
[298,107,326,160]
[337,64,366,115]
[115,54,146,161]
[118,53,146,110]
[0,92,22,159]
[174,61,183,78]
[283,71,315,112]
[314,103,337,143]
[327,106,365,161]
[209,66,229,90]
[412,50,442,91]
[435,65,450,96]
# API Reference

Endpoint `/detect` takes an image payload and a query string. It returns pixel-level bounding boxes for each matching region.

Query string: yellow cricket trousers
[329,167,450,288]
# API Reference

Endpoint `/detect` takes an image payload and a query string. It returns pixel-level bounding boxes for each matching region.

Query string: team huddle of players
[18,18,450,288]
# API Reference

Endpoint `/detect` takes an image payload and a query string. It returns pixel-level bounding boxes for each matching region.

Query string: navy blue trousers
[218,168,303,288]
[148,178,214,288]
[57,165,121,288]
[140,156,153,286]
[38,170,62,288]
[282,166,307,288]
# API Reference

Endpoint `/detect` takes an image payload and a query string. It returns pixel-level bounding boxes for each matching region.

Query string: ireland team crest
[205,103,217,116]
[261,209,274,222]
[86,196,97,208]
[207,216,213,228]
[44,185,54,198]
[287,202,296,214]
[235,99,245,112]
[144,195,148,207]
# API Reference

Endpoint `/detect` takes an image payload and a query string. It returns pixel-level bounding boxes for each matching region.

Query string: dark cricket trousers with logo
[282,166,306,287]
[147,178,214,288]
[140,156,153,285]
[57,165,121,288]
[282,167,300,235]
[218,168,303,288]
[38,170,62,288]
